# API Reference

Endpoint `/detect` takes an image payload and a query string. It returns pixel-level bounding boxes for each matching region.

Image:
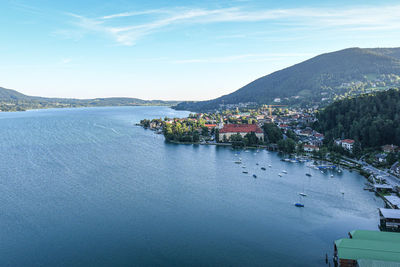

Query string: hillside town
[139,104,400,178]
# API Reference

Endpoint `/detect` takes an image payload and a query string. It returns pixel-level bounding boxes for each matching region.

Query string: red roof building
[304,144,319,152]
[219,124,264,142]
[337,139,355,151]
[382,144,399,153]
[219,124,263,133]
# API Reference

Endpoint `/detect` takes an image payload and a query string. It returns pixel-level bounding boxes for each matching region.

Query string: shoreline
[1,104,177,113]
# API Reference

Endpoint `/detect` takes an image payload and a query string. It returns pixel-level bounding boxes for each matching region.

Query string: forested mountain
[174,47,400,112]
[0,87,179,111]
[315,89,400,149]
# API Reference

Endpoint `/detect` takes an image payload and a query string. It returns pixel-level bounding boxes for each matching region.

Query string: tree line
[315,89,400,150]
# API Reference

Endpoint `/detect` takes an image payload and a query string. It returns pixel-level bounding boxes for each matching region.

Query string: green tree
[263,123,283,143]
[244,132,260,146]
[277,138,296,154]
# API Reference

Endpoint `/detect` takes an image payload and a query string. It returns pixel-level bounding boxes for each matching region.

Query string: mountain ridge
[174,47,400,112]
[0,86,179,111]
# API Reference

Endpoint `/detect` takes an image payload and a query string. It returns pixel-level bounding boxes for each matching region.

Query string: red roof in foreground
[342,139,355,144]
[204,124,217,128]
[220,124,263,134]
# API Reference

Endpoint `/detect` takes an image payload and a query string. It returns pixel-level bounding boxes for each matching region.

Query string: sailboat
[306,166,312,176]
[299,181,307,197]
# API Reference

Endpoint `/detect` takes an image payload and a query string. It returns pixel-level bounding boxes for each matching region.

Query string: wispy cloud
[100,9,169,20]
[64,4,400,46]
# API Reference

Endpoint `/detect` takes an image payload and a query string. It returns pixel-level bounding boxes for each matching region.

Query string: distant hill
[0,87,179,111]
[174,47,400,112]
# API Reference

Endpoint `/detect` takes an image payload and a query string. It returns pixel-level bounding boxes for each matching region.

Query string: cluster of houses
[143,110,400,177]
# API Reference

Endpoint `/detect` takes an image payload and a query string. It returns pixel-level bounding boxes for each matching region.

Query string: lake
[0,106,383,266]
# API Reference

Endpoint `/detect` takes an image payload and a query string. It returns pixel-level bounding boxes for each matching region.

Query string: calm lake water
[0,106,383,266]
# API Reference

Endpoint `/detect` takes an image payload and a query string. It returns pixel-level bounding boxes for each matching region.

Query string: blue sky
[1,0,400,100]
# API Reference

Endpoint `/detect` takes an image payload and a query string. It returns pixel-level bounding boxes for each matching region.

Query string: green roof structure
[357,259,400,267]
[349,230,400,243]
[334,238,400,262]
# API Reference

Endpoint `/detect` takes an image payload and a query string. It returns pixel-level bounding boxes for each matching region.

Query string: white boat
[278,173,283,177]
[299,192,307,197]
[282,170,287,174]
[330,174,334,178]
[268,165,272,168]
